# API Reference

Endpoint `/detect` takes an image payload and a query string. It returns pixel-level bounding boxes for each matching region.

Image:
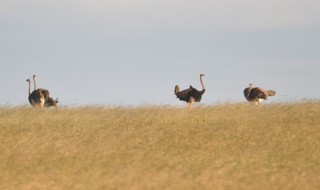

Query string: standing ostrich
[243,83,276,105]
[26,79,45,108]
[33,74,59,107]
[44,97,59,107]
[174,74,206,108]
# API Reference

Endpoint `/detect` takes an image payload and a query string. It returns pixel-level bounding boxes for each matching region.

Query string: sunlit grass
[0,102,319,190]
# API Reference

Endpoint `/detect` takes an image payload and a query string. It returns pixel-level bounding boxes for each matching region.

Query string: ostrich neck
[28,81,31,96]
[33,77,37,90]
[200,76,206,90]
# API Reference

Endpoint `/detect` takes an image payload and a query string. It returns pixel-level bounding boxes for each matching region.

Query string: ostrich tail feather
[267,90,276,96]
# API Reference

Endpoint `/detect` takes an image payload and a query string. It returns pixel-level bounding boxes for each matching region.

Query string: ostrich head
[200,74,205,77]
[26,79,31,83]
[33,74,37,79]
[249,83,253,88]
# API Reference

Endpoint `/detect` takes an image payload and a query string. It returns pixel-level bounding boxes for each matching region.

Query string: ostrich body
[174,74,206,108]
[243,83,276,105]
[44,97,59,107]
[26,79,45,107]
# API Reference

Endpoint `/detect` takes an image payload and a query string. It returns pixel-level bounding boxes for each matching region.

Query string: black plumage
[174,74,206,108]
[244,87,267,101]
[26,79,46,107]
[244,83,276,105]
[175,85,205,102]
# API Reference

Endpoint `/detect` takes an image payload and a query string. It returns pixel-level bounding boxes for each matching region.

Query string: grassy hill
[0,102,319,190]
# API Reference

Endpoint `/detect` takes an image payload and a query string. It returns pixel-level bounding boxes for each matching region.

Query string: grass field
[0,102,319,190]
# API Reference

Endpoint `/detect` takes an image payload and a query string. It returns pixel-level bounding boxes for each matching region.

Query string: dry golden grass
[0,102,320,190]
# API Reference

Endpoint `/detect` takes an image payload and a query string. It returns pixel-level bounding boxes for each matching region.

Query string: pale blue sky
[1,0,320,106]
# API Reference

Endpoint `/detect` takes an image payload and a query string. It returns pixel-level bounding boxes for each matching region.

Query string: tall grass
[0,102,319,190]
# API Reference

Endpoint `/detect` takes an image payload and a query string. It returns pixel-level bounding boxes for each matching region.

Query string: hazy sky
[1,0,320,106]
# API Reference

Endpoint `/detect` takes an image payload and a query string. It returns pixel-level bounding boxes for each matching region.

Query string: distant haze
[1,0,320,106]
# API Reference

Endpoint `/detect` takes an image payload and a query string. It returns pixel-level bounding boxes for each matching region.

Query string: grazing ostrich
[174,74,206,108]
[26,79,45,108]
[44,97,59,107]
[243,83,276,105]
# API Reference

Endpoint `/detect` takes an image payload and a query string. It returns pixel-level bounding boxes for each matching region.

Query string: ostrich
[33,74,59,107]
[174,74,206,108]
[243,83,276,105]
[26,79,45,108]
[44,97,59,107]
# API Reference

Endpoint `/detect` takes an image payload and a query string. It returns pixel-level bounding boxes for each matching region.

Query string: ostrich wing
[243,87,250,100]
[176,87,205,102]
[189,87,205,102]
[44,97,58,107]
[176,88,193,102]
[250,87,268,100]
[29,90,44,105]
